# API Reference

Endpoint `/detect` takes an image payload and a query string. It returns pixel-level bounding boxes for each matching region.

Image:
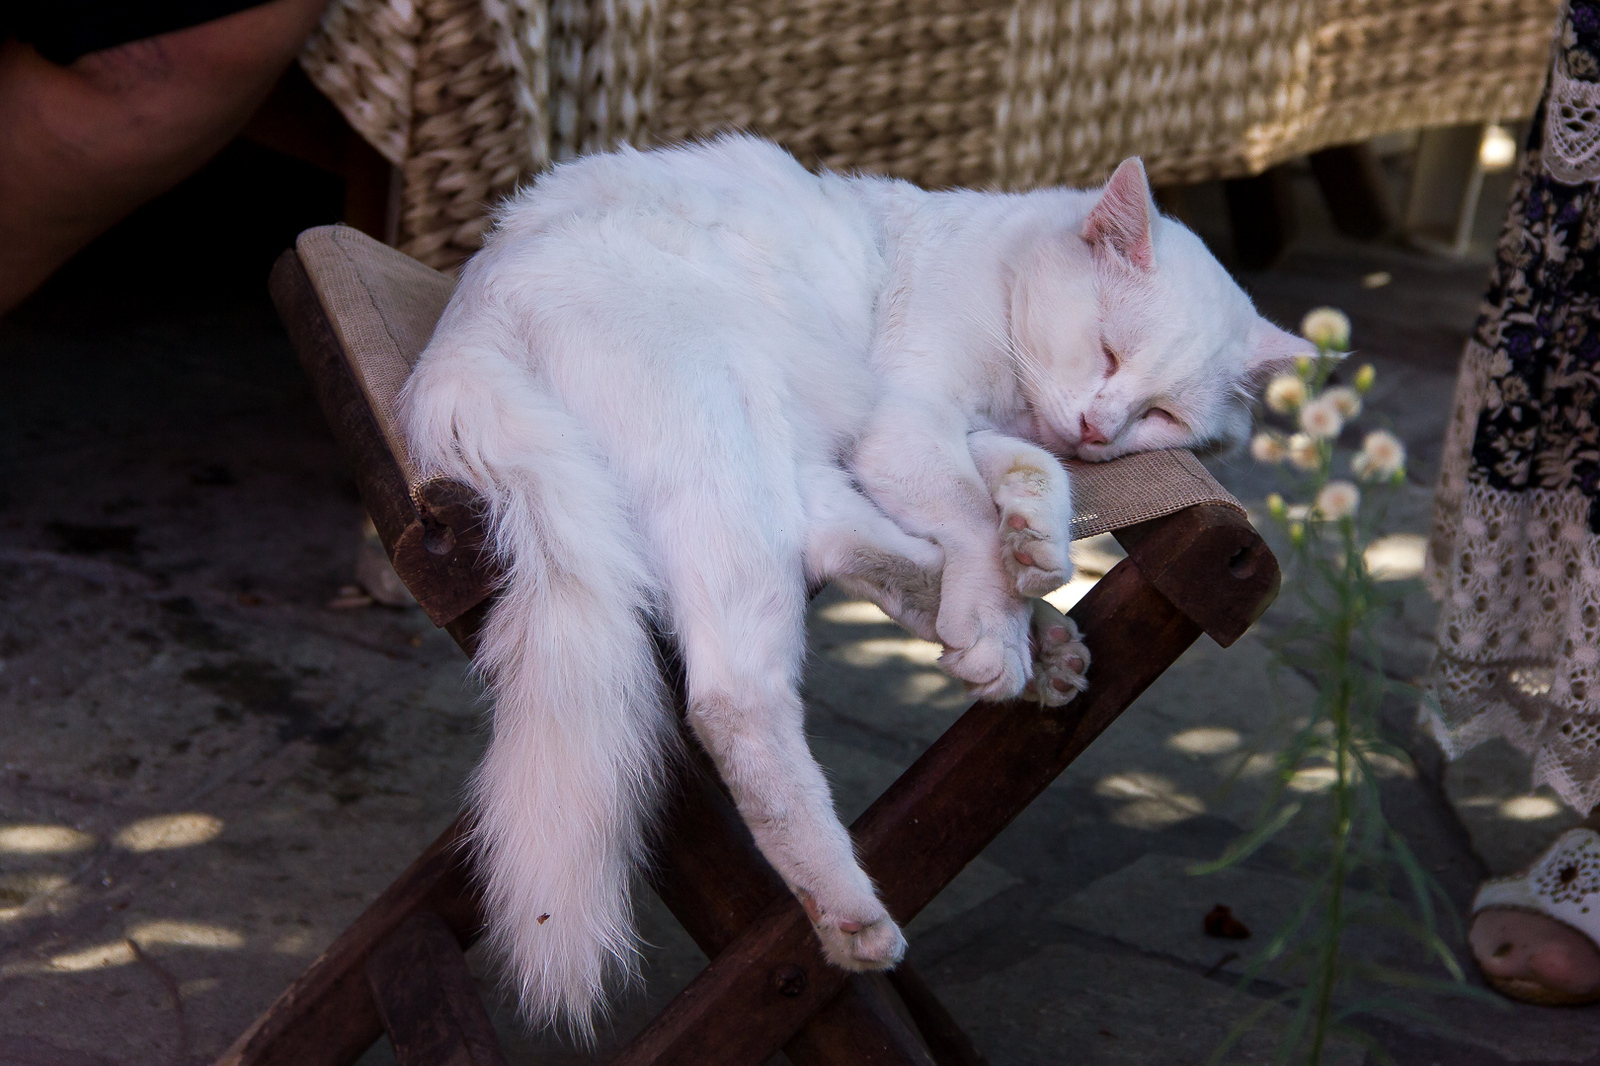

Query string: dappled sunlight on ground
[1167,726,1243,755]
[0,824,94,854]
[1457,792,1566,821]
[839,637,944,668]
[2,918,249,977]
[0,872,70,923]
[816,599,894,625]
[129,919,246,951]
[115,813,224,852]
[1094,771,1207,829]
[1364,532,1428,580]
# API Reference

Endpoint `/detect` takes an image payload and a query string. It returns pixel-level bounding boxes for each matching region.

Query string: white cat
[399,134,1309,1038]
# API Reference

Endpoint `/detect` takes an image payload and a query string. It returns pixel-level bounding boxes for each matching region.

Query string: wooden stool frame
[216,246,1280,1066]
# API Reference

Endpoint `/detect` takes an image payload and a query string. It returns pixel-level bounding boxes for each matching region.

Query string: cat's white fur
[399,135,1309,1038]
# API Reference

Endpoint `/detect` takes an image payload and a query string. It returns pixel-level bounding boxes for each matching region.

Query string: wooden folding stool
[218,225,1280,1066]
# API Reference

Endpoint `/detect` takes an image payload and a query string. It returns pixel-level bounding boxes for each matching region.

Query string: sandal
[1473,827,1600,1006]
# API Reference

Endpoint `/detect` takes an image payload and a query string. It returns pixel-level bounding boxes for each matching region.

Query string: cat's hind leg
[649,479,906,970]
[968,430,1074,598]
[801,462,943,642]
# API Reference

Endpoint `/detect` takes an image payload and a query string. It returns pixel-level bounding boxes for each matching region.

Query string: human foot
[1471,908,1600,1002]
[1470,828,1600,1005]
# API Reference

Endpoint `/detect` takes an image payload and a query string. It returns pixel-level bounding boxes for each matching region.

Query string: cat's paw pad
[798,889,907,971]
[816,914,907,971]
[1022,599,1089,707]
[997,485,1070,598]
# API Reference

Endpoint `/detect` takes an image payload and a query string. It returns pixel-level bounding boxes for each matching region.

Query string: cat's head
[1011,158,1314,461]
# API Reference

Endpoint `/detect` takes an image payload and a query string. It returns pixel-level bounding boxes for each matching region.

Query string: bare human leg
[0,0,329,314]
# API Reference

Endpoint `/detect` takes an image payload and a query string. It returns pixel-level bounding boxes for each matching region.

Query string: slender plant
[1198,308,1498,1065]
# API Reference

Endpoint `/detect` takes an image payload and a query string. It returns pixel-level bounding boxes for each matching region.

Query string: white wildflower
[1323,386,1361,419]
[1353,430,1405,481]
[1298,398,1344,440]
[1301,307,1352,351]
[1266,374,1309,414]
[1315,480,1360,520]
[1250,433,1287,465]
[1287,433,1321,471]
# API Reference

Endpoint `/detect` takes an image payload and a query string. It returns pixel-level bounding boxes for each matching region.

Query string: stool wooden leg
[649,707,943,1066]
[887,967,989,1066]
[366,912,509,1066]
[215,818,480,1066]
[784,974,938,1066]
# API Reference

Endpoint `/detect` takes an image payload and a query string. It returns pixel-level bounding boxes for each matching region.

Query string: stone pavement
[3,149,1598,1065]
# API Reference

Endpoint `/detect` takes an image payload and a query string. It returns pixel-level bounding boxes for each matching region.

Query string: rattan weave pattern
[655,0,1010,189]
[301,0,1560,271]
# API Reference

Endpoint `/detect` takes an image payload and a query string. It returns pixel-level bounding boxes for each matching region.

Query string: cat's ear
[1245,319,1319,389]
[1082,158,1155,271]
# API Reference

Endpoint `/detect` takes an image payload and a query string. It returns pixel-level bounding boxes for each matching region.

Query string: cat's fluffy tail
[400,344,673,1041]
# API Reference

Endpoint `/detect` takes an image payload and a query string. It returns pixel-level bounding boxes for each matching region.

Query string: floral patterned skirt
[1426,0,1600,814]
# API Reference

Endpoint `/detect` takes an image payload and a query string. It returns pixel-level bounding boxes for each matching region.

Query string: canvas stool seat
[218,224,1279,1066]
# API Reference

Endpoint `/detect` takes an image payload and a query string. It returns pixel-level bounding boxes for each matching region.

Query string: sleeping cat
[399,134,1309,1037]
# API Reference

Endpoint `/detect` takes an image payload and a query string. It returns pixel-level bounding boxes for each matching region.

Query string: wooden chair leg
[367,913,509,1066]
[1223,165,1296,269]
[784,974,938,1066]
[646,695,945,1066]
[1308,143,1394,240]
[244,66,398,243]
[214,819,480,1066]
[605,505,1276,1066]
[886,967,989,1066]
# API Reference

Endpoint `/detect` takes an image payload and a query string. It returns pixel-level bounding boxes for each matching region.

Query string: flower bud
[1354,364,1376,393]
[1287,433,1321,471]
[1314,480,1360,520]
[1323,386,1361,419]
[1301,307,1352,351]
[1266,374,1309,413]
[1298,398,1344,441]
[1354,430,1405,481]
[1250,433,1287,465]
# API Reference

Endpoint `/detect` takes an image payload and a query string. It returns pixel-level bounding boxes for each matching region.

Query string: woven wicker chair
[299,0,1559,271]
[213,224,1280,1065]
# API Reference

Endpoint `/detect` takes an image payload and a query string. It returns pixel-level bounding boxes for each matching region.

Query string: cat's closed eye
[1143,406,1183,427]
[1100,342,1120,377]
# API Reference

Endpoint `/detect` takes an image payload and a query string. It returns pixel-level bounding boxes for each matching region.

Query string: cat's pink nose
[1079,414,1109,447]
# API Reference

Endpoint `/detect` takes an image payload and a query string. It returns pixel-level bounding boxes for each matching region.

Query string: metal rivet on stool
[772,964,807,997]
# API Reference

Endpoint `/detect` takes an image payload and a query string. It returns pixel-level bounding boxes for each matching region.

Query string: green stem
[1309,520,1358,1065]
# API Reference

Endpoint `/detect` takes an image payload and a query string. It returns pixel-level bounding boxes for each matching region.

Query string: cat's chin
[1029,414,1081,459]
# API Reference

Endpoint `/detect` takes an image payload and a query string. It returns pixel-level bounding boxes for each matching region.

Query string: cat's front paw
[1022,598,1090,707]
[797,888,907,971]
[996,470,1071,598]
[937,605,1031,700]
